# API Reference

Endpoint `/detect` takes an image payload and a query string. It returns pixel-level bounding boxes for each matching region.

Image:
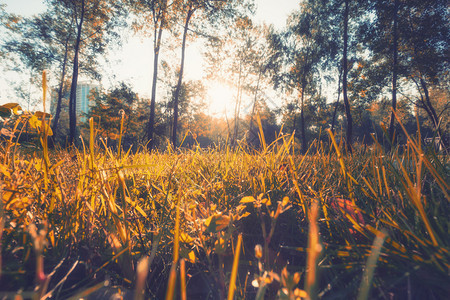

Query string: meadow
[0,103,449,299]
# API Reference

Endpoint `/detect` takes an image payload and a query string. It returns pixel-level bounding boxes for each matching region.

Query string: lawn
[0,106,449,299]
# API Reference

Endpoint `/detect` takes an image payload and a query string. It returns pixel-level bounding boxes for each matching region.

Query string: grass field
[0,102,449,299]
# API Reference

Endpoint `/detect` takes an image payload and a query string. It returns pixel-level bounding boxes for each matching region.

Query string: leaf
[240,196,256,204]
[188,250,196,263]
[240,212,251,218]
[204,213,230,233]
[42,122,53,136]
[0,164,11,178]
[34,111,51,118]
[261,198,271,206]
[0,103,22,117]
[0,128,15,138]
[0,106,11,118]
[180,232,194,244]
[28,115,41,130]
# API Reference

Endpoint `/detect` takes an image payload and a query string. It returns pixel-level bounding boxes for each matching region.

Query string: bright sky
[0,0,300,114]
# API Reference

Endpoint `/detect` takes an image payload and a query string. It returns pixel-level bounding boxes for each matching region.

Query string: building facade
[76,82,99,122]
[50,81,99,123]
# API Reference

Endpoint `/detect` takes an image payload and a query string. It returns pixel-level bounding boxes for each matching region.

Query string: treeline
[0,0,448,152]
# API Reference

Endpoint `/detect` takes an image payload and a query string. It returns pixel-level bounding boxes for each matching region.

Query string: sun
[206,80,235,116]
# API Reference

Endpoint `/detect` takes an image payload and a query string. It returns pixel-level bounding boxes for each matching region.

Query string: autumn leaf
[204,213,230,233]
[240,196,256,204]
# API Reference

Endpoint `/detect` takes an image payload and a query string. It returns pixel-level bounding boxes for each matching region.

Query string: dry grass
[0,93,449,299]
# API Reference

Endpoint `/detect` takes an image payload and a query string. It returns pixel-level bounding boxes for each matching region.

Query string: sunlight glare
[207,81,235,116]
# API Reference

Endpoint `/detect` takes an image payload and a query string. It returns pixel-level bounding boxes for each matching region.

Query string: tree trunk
[68,0,85,146]
[300,81,307,154]
[147,22,164,150]
[233,58,243,147]
[342,0,353,153]
[248,68,263,145]
[388,0,399,145]
[331,66,343,134]
[52,34,71,140]
[419,77,449,151]
[172,7,194,148]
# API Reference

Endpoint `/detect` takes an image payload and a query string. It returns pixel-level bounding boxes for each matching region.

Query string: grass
[0,87,449,299]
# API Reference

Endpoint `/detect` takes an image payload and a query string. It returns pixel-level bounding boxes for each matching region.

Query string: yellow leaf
[28,115,41,130]
[214,214,230,231]
[180,232,194,244]
[262,198,271,206]
[240,196,255,204]
[48,230,55,248]
[3,191,13,201]
[124,196,147,218]
[204,215,214,227]
[0,164,11,178]
[240,212,251,218]
[294,288,308,298]
[34,111,51,119]
[204,213,230,233]
[42,122,53,136]
[188,250,196,263]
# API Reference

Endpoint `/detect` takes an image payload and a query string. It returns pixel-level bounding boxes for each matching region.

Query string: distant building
[76,82,99,122]
[50,81,99,123]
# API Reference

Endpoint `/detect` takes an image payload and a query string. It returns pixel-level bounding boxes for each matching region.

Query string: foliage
[83,82,145,150]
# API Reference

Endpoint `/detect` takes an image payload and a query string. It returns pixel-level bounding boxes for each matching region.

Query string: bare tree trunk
[388,0,399,145]
[172,7,194,148]
[68,0,85,146]
[331,66,343,133]
[52,34,71,140]
[233,59,243,147]
[300,80,307,154]
[147,22,164,150]
[419,77,449,151]
[342,0,353,153]
[248,68,263,145]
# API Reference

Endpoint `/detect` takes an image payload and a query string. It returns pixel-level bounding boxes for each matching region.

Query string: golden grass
[0,74,448,299]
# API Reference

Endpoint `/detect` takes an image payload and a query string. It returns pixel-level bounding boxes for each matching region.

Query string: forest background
[0,0,447,152]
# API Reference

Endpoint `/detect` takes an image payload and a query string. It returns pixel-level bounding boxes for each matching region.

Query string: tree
[1,7,72,129]
[341,0,353,152]
[361,0,449,150]
[41,0,122,144]
[85,82,144,149]
[170,0,249,147]
[170,0,195,147]
[128,0,169,149]
[204,14,268,147]
[1,1,124,144]
[51,0,124,145]
[401,0,449,150]
[283,3,336,153]
[388,0,399,143]
[270,1,341,153]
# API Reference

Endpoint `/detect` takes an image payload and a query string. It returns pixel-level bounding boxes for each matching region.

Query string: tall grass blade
[180,258,186,300]
[227,234,243,300]
[135,256,150,300]
[305,199,321,300]
[357,229,387,300]
[166,193,182,300]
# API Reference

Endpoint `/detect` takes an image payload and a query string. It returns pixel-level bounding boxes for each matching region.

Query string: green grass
[0,99,449,299]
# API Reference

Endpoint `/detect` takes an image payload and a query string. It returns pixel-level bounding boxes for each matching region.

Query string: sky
[0,0,301,114]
